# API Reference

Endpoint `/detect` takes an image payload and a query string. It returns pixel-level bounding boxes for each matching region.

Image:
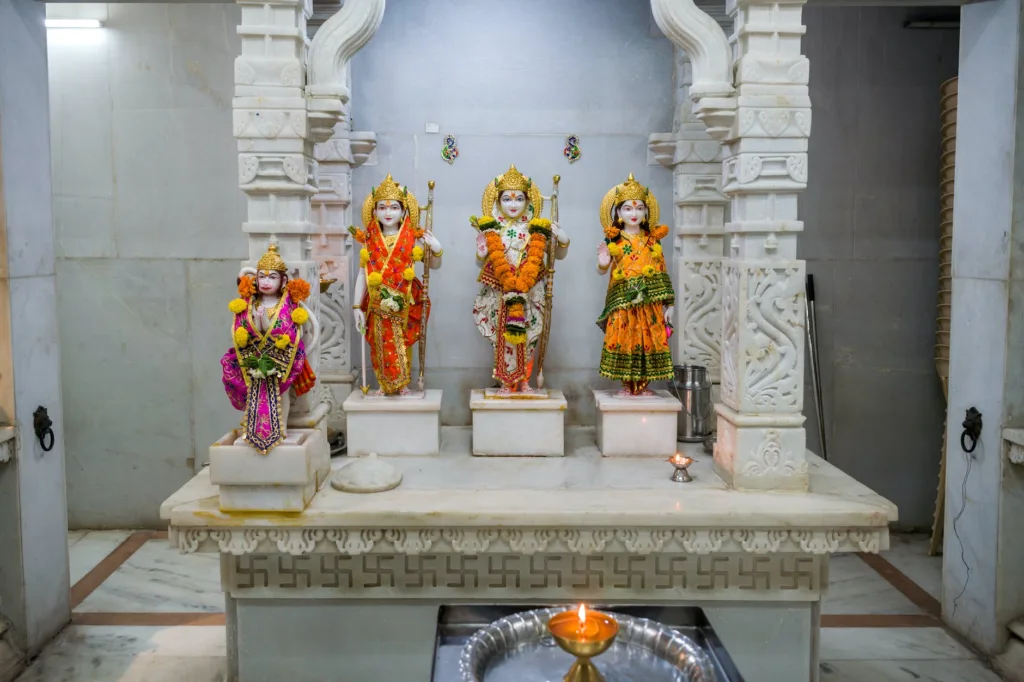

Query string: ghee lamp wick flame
[577,604,587,633]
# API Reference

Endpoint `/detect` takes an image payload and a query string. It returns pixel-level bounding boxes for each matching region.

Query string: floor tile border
[69,531,161,608]
[857,552,942,618]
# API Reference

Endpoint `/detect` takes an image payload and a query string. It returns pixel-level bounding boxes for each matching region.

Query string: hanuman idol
[350,175,443,396]
[471,165,569,393]
[596,174,675,396]
[222,242,319,454]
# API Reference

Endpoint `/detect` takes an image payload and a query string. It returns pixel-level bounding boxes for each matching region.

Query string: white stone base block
[470,389,566,457]
[594,389,682,457]
[713,403,809,491]
[344,389,442,457]
[209,428,329,512]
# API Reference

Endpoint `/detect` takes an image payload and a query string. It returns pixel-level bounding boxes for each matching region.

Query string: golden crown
[614,173,649,204]
[257,243,287,273]
[494,164,531,193]
[371,174,408,204]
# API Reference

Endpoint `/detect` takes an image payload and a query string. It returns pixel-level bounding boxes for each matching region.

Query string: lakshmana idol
[596,174,675,396]
[471,165,569,393]
[222,242,319,453]
[350,175,443,395]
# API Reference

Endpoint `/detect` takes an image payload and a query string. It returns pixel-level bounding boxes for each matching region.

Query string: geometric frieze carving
[225,553,827,601]
[170,526,887,557]
[724,153,808,192]
[719,262,805,414]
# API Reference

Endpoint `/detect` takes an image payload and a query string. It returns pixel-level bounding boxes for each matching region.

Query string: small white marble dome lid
[330,452,402,493]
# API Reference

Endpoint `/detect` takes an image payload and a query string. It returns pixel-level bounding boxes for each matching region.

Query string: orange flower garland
[238,275,256,299]
[286,278,311,303]
[483,224,549,293]
[473,216,551,346]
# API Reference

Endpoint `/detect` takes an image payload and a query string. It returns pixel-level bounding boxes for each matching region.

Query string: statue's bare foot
[616,387,634,398]
[372,388,385,397]
[497,385,515,395]
[398,388,411,396]
[517,381,533,393]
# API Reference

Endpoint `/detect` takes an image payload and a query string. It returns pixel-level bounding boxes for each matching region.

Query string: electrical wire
[950,437,982,616]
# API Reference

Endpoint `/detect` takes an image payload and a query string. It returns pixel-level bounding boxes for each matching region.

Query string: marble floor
[15,531,1005,681]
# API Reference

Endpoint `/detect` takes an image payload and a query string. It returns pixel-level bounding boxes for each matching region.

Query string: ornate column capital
[307,0,385,100]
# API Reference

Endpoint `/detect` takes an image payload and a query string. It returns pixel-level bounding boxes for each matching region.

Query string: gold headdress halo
[361,174,420,230]
[257,241,288,273]
[481,164,543,219]
[600,172,659,230]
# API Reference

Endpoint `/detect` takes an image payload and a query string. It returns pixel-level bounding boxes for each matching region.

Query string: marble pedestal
[594,389,682,457]
[161,428,897,682]
[470,388,566,456]
[209,428,329,512]
[344,389,442,457]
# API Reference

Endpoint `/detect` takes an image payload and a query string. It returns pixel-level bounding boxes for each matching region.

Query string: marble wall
[349,0,675,427]
[49,1,953,529]
[801,6,958,529]
[943,0,1024,654]
[0,0,71,656]
[47,3,246,528]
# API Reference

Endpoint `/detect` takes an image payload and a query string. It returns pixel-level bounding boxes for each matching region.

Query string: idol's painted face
[257,270,283,295]
[375,200,404,229]
[499,190,528,219]
[618,200,647,226]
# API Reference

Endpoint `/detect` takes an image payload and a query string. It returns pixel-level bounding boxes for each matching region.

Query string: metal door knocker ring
[33,406,54,452]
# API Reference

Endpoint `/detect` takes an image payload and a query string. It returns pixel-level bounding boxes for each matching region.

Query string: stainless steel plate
[458,607,717,682]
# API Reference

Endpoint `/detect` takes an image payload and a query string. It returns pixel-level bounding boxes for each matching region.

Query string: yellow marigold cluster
[642,264,657,277]
[412,246,424,262]
[367,272,383,288]
[233,327,249,347]
[275,335,290,350]
[291,307,309,325]
[228,298,247,314]
[651,244,663,257]
[403,267,416,282]
[613,269,626,281]
[607,242,623,257]
[359,248,369,267]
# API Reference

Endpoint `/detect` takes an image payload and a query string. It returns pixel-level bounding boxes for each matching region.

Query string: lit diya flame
[669,452,693,468]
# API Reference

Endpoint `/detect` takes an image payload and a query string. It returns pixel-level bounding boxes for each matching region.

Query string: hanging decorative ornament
[441,134,460,165]
[563,134,581,164]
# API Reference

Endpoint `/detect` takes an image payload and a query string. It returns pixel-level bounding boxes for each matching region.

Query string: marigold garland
[613,269,626,281]
[291,307,309,325]
[275,335,290,350]
[642,264,657,277]
[651,224,670,241]
[234,327,250,347]
[359,248,370,267]
[403,267,416,282]
[652,243,663,257]
[367,272,383,288]
[607,242,623,257]
[286,278,311,303]
[229,298,247,314]
[238,275,256,299]
[412,246,424,262]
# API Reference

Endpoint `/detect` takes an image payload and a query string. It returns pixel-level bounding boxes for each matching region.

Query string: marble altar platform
[593,389,682,457]
[160,426,895,682]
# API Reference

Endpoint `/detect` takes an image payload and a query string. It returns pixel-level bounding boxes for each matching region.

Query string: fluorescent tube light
[45,19,102,29]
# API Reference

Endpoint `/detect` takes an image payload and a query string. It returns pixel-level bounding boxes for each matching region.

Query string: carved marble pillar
[649,49,728,381]
[234,0,342,422]
[306,0,385,434]
[713,0,812,491]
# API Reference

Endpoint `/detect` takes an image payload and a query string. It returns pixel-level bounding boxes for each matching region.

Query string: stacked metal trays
[458,606,717,682]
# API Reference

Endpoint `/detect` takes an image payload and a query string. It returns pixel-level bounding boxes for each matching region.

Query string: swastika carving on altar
[227,553,825,601]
